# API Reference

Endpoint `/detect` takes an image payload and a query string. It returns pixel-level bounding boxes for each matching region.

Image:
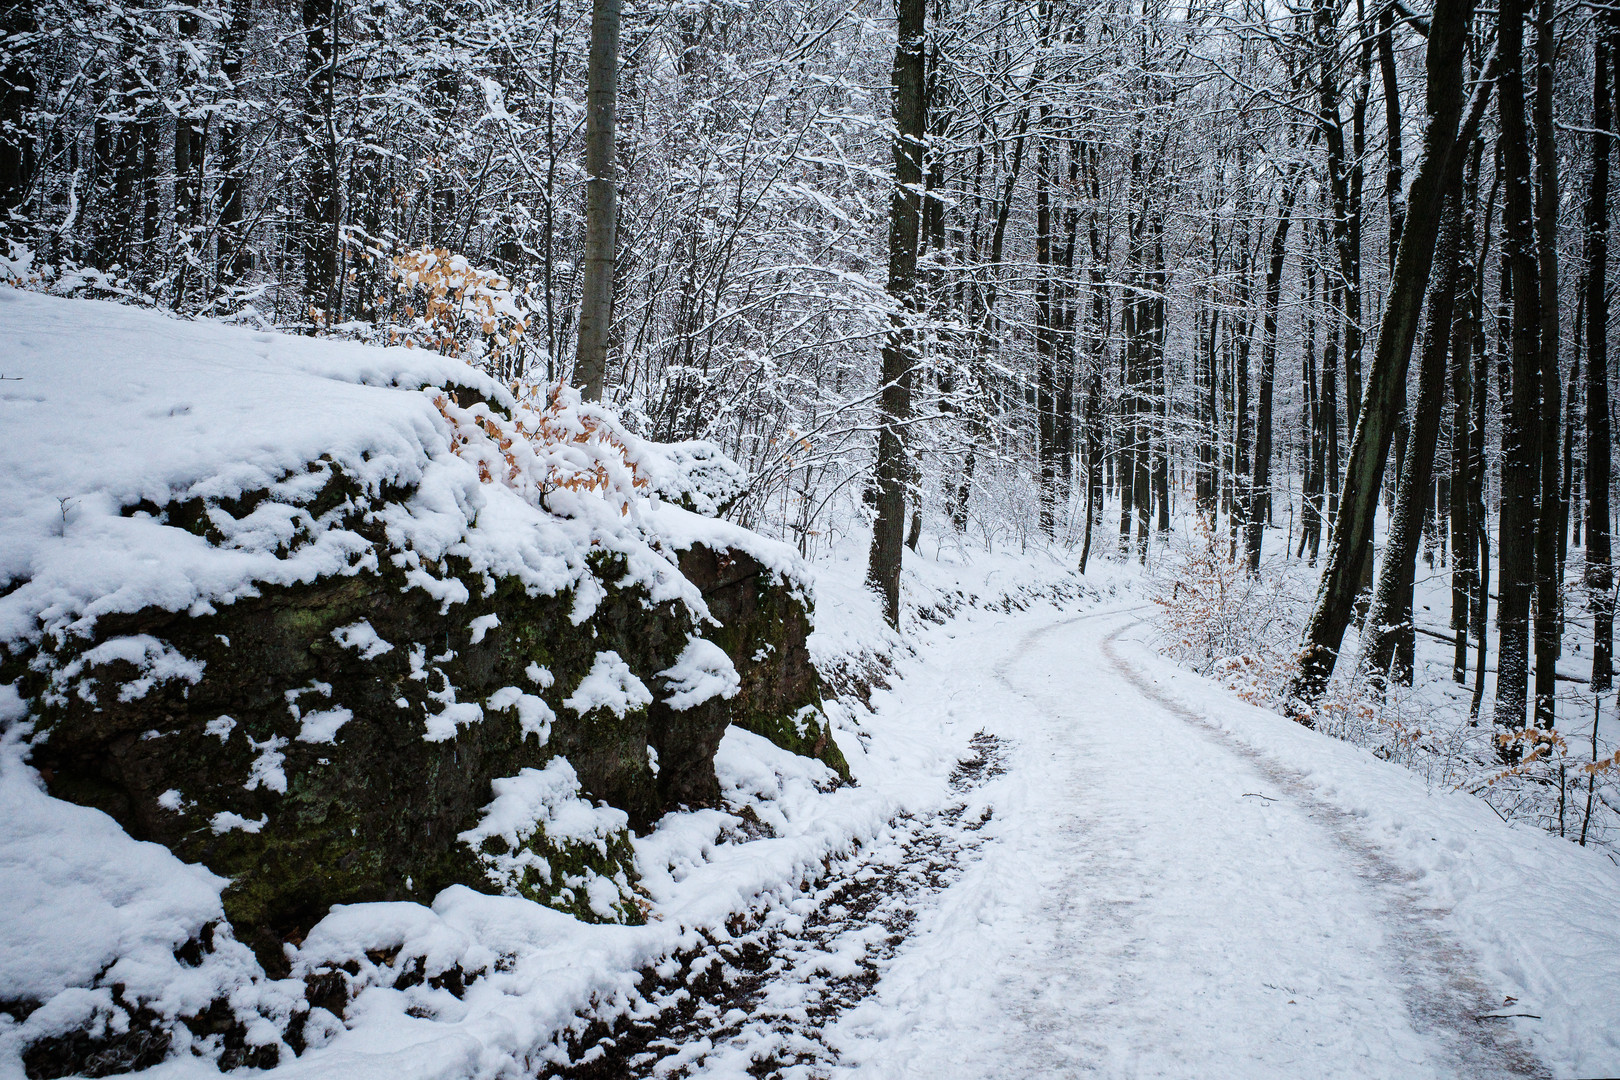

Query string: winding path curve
[829,606,1547,1080]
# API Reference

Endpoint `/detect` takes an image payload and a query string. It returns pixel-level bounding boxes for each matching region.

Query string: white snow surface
[659,637,742,711]
[49,634,206,707]
[460,759,625,859]
[484,686,554,744]
[561,651,654,718]
[0,715,292,1071]
[0,732,228,1003]
[642,500,812,602]
[457,758,632,916]
[826,601,1620,1080]
[331,621,395,660]
[295,707,353,745]
[0,289,711,649]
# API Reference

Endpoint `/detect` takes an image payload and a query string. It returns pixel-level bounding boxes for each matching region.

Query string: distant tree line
[2,0,1616,754]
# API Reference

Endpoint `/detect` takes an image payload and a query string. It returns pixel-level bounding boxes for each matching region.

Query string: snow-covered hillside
[3,293,1618,1080]
[0,288,717,649]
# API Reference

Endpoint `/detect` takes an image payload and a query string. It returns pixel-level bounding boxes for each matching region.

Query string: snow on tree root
[546,733,1006,1079]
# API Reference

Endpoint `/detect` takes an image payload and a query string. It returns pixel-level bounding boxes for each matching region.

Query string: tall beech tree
[1495,0,1543,745]
[1246,150,1309,573]
[300,0,339,324]
[1587,6,1616,692]
[867,0,926,626]
[1365,187,1463,683]
[1289,0,1485,708]
[1449,138,1484,685]
[1530,0,1562,729]
[0,2,34,226]
[574,0,622,402]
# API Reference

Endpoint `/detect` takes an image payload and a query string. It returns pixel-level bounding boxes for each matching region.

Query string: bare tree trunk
[299,0,339,325]
[1247,169,1303,572]
[1496,0,1542,743]
[1366,187,1462,682]
[1322,215,1342,537]
[1587,6,1615,691]
[1299,245,1324,562]
[1081,169,1108,571]
[1316,0,1365,436]
[137,26,160,279]
[1288,0,1484,708]
[1151,217,1170,537]
[0,0,35,230]
[1232,220,1253,560]
[1378,1,1405,253]
[1562,352,1578,577]
[1035,102,1058,536]
[574,0,622,400]
[1197,274,1220,520]
[1080,355,1103,574]
[1471,166,1492,718]
[866,0,926,626]
[172,4,203,304]
[215,0,252,293]
[1530,0,1561,730]
[1449,140,1483,684]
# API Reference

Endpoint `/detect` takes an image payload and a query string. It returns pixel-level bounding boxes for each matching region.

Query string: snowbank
[0,291,866,1077]
[0,289,707,652]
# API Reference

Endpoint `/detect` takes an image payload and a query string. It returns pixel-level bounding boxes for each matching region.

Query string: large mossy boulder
[7,493,830,977]
[14,537,741,969]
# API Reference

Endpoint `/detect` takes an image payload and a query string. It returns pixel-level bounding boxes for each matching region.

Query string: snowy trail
[829,605,1548,1080]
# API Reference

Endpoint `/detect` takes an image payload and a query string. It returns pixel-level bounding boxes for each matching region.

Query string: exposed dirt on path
[549,734,1004,1079]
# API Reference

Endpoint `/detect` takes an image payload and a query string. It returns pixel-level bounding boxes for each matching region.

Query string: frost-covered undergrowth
[1145,513,1620,855]
[0,289,1107,1078]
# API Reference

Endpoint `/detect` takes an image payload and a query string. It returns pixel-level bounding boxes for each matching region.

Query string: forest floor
[6,295,1616,1080]
[555,584,1620,1080]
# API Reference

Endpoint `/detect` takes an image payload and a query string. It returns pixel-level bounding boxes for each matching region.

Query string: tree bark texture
[575,0,622,401]
[1587,9,1615,691]
[866,0,926,627]
[1246,170,1303,572]
[1366,188,1462,683]
[1530,0,1561,730]
[0,0,35,227]
[1495,0,1543,741]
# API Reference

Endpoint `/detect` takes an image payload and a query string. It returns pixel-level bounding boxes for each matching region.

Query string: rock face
[12,518,829,977]
[676,543,848,778]
[0,293,849,1077]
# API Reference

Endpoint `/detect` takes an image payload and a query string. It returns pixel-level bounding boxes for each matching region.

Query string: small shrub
[384,246,537,376]
[1148,518,1302,708]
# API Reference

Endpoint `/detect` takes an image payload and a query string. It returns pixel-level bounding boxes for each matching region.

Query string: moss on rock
[675,544,848,780]
[10,465,836,974]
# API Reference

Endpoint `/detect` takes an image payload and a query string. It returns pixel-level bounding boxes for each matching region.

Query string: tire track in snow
[1094,613,1550,1080]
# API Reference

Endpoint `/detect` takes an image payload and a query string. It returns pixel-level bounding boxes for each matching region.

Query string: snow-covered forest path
[561,599,1598,1079]
[824,605,1550,1080]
